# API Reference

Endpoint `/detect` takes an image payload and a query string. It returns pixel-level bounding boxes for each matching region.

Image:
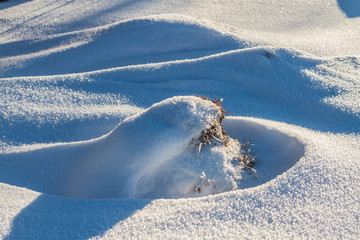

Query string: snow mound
[0,96,304,199]
[0,97,239,198]
[65,95,245,199]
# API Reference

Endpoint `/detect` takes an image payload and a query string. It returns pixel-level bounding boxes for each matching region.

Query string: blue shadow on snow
[0,0,33,10]
[5,194,150,240]
[337,0,360,18]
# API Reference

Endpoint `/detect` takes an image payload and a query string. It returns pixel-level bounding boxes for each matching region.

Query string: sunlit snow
[1,0,359,239]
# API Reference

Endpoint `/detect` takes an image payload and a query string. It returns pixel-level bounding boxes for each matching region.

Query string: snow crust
[1,0,360,239]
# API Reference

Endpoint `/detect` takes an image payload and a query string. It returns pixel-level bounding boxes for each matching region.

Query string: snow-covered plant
[161,96,257,197]
[23,95,258,199]
[190,96,256,172]
[126,96,259,199]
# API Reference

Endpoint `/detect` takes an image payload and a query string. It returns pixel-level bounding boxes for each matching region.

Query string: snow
[1,0,360,239]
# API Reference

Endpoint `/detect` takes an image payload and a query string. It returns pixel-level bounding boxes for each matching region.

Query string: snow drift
[0,96,305,200]
[0,96,256,199]
[64,95,246,199]
[0,17,245,77]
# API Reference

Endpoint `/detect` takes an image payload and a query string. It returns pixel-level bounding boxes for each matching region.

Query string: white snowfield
[1,0,360,239]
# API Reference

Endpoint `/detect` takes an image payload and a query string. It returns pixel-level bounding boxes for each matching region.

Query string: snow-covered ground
[1,0,360,239]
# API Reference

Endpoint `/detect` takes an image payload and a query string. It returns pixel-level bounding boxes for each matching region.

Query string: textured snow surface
[1,0,360,239]
[1,96,254,199]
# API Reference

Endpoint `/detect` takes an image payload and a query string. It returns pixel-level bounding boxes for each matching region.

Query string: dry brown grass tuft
[191,96,257,171]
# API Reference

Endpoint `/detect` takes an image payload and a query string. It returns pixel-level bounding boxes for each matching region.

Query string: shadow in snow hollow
[5,194,150,240]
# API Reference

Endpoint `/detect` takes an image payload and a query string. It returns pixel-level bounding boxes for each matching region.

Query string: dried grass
[190,96,257,171]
